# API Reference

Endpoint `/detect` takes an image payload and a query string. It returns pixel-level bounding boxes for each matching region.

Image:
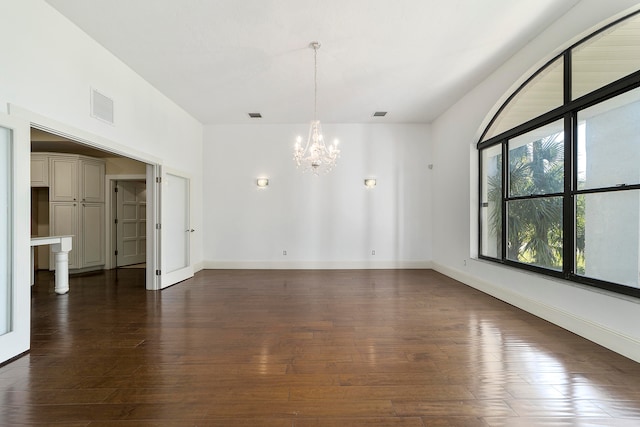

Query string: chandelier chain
[314,43,318,121]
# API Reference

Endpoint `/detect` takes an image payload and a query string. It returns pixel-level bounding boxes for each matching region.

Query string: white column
[31,236,72,294]
[52,251,69,294]
[50,236,72,295]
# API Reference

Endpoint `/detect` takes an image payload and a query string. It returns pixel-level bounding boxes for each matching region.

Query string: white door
[116,180,146,267]
[160,169,193,288]
[0,114,30,364]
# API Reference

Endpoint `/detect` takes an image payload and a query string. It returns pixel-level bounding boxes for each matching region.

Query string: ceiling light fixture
[293,41,340,174]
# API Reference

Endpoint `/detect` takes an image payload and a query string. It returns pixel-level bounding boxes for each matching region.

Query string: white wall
[104,157,147,175]
[0,1,204,269]
[431,0,640,362]
[203,123,432,268]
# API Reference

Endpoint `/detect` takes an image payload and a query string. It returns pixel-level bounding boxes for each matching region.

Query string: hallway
[1,269,640,425]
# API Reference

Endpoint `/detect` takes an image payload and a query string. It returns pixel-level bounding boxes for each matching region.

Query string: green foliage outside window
[486,132,587,270]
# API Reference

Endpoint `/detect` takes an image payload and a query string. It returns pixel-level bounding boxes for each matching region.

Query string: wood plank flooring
[1,268,640,426]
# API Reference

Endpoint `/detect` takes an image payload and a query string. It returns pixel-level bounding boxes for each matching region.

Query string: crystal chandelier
[293,41,340,174]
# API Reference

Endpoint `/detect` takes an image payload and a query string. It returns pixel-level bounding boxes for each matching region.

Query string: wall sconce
[256,178,269,188]
[364,178,376,188]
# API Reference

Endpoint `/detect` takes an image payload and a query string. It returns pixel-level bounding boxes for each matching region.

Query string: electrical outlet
[283,250,287,256]
[463,259,467,266]
[371,250,376,255]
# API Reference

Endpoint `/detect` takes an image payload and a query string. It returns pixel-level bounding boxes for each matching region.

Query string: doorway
[30,128,152,286]
[112,179,147,268]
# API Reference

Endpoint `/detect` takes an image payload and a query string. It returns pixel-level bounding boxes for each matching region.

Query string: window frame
[477,10,640,299]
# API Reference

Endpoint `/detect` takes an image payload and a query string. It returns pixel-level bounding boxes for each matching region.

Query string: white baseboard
[193,261,205,273]
[203,260,432,270]
[431,262,640,363]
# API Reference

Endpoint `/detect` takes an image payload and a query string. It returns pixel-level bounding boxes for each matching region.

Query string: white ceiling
[45,0,581,125]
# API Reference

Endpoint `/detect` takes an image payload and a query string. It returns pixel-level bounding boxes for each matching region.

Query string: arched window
[478,10,640,298]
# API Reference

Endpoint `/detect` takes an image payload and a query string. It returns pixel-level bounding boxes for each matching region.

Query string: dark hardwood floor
[1,268,640,426]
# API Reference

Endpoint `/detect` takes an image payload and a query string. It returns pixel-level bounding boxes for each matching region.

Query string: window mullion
[562,50,574,278]
[563,114,574,278]
[501,141,508,261]
[564,50,571,105]
[478,151,483,258]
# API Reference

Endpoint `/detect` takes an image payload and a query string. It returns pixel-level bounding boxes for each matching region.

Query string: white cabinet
[80,202,105,268]
[30,154,49,187]
[50,156,78,201]
[49,201,105,271]
[80,159,105,203]
[50,202,79,269]
[34,153,106,272]
[49,155,105,202]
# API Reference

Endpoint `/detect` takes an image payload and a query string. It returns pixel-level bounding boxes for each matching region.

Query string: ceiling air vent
[90,88,114,124]
[373,111,387,117]
[248,112,262,118]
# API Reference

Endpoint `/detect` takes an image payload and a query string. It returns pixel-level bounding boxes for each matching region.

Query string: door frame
[10,105,163,291]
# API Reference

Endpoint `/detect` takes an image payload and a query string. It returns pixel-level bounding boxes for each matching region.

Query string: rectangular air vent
[248,112,262,118]
[91,88,114,124]
[373,111,387,117]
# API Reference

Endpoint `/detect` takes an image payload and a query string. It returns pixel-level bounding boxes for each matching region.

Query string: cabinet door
[50,156,78,201]
[80,159,105,203]
[50,202,79,269]
[30,154,49,187]
[81,203,105,268]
